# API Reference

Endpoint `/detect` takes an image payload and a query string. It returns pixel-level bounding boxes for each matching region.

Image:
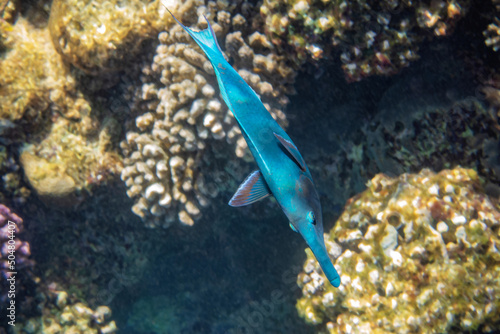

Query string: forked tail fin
[167,10,224,59]
[166,9,232,110]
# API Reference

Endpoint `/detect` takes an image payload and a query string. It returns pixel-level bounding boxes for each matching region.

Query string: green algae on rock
[296,167,500,333]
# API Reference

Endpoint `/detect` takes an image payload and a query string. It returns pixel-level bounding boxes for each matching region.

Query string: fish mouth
[300,229,341,287]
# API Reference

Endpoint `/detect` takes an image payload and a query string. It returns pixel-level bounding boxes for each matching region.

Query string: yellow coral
[49,0,167,74]
[20,117,122,205]
[13,289,117,334]
[297,167,500,333]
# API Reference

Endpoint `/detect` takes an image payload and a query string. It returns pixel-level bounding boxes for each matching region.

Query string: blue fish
[170,13,341,287]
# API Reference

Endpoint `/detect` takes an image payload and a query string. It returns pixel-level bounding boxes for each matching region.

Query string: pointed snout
[299,226,341,288]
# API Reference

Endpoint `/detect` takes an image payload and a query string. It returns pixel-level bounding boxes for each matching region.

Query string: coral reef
[121,0,294,227]
[484,17,500,52]
[296,167,500,333]
[0,145,31,206]
[260,0,469,81]
[14,287,117,334]
[48,0,165,74]
[362,97,500,189]
[307,94,500,215]
[0,204,33,303]
[20,117,122,207]
[0,2,124,206]
[28,185,159,307]
[0,15,82,123]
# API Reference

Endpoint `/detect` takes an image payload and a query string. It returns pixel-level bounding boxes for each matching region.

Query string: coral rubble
[260,0,469,81]
[121,0,293,227]
[297,167,500,333]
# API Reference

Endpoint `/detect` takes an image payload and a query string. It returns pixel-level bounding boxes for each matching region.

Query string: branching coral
[296,167,500,333]
[260,0,469,81]
[121,0,294,227]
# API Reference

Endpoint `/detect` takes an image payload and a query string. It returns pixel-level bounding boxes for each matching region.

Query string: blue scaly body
[170,13,341,287]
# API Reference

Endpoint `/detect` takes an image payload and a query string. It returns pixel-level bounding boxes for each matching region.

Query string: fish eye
[307,211,316,225]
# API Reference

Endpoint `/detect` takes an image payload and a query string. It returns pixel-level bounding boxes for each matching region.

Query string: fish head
[289,173,341,287]
[290,174,324,243]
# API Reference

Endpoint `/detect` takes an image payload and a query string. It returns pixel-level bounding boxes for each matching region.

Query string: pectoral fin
[229,170,271,207]
[289,223,298,233]
[274,133,307,172]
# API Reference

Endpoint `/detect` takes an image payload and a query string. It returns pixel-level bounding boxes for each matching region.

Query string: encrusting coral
[20,117,122,207]
[0,15,83,123]
[48,0,165,74]
[260,0,469,81]
[0,1,125,205]
[13,286,117,334]
[296,167,500,333]
[308,94,500,216]
[121,0,294,227]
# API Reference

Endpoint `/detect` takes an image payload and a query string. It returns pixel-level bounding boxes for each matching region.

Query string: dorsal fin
[229,170,271,207]
[274,133,307,172]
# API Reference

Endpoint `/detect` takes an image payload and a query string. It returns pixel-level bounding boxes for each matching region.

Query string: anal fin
[229,170,271,207]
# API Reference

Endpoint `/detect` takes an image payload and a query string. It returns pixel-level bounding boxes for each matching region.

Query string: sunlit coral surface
[297,168,500,333]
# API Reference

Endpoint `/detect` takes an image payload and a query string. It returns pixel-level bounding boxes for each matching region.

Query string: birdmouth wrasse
[168,11,341,288]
